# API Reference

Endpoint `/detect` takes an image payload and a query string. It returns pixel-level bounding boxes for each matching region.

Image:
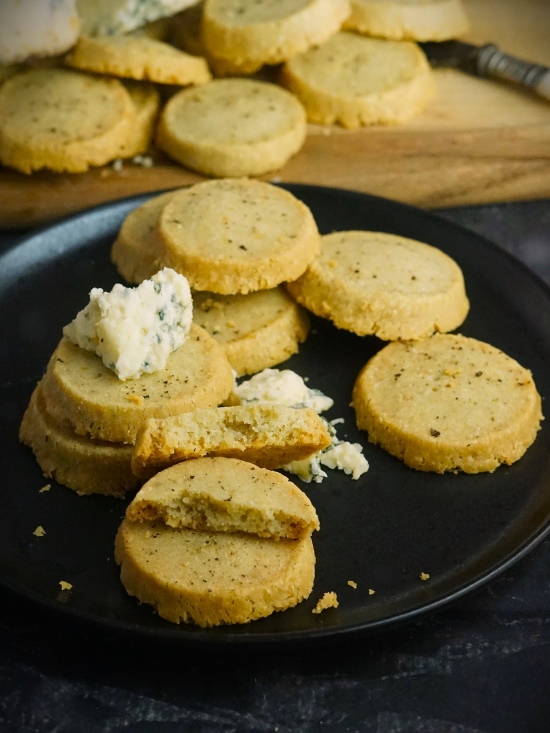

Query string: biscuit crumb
[312,591,338,613]
[368,588,375,595]
[347,580,357,589]
[39,484,51,493]
[419,572,430,581]
[59,581,73,591]
[126,393,144,405]
[33,526,46,537]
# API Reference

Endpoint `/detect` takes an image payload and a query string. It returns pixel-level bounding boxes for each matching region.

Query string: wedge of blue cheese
[63,268,193,380]
[234,368,369,483]
[76,0,200,37]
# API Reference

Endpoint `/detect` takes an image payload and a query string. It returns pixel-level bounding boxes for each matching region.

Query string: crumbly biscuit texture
[202,0,351,73]
[131,402,332,477]
[280,31,434,127]
[19,383,138,497]
[155,78,307,177]
[287,230,469,340]
[343,0,470,41]
[352,334,543,473]
[192,288,310,376]
[0,67,137,173]
[40,325,234,444]
[65,35,212,86]
[111,191,176,284]
[157,178,320,294]
[115,518,315,626]
[127,455,320,539]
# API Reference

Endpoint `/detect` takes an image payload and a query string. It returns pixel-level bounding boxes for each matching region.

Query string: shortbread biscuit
[111,191,176,284]
[201,0,351,74]
[0,67,137,173]
[193,288,310,376]
[157,179,320,294]
[65,35,212,86]
[40,325,234,444]
[280,31,434,127]
[343,0,470,41]
[131,403,332,477]
[352,334,543,473]
[155,78,307,177]
[115,518,315,625]
[19,383,138,497]
[287,230,469,340]
[118,81,161,157]
[127,456,320,539]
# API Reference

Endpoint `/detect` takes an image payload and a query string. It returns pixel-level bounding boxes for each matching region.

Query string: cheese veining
[63,268,192,380]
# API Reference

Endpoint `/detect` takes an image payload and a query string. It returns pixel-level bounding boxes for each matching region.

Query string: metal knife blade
[420,40,550,101]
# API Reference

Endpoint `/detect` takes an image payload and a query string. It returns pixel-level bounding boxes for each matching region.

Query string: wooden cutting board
[1,0,549,229]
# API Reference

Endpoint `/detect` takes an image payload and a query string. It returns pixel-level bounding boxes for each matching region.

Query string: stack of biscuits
[111,177,317,377]
[0,0,472,177]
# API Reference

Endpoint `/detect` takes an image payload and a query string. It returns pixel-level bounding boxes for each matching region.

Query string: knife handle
[476,44,550,101]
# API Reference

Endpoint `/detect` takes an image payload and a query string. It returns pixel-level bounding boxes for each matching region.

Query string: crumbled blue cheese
[234,368,369,483]
[234,368,334,413]
[63,268,192,380]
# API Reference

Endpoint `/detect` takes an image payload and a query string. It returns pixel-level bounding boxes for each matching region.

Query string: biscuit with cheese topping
[40,325,234,444]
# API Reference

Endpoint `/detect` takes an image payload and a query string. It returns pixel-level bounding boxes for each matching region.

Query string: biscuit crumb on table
[347,580,357,589]
[33,526,46,537]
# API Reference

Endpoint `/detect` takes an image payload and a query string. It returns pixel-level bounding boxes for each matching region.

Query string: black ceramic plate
[1,185,549,647]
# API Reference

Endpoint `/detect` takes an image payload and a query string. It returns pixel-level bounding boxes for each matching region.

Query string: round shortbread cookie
[111,191,176,284]
[118,81,161,158]
[19,383,138,497]
[131,403,331,477]
[279,31,434,127]
[40,324,234,444]
[0,67,137,174]
[352,334,543,473]
[287,230,469,340]
[201,0,351,74]
[193,288,310,376]
[155,78,307,177]
[343,0,470,41]
[127,456,320,539]
[157,179,320,294]
[115,518,315,626]
[65,35,212,86]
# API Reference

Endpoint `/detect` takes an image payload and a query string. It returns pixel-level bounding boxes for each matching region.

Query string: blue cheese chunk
[234,368,334,413]
[63,268,192,380]
[234,368,369,483]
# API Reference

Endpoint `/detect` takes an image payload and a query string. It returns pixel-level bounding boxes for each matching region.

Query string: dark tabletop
[1,198,549,733]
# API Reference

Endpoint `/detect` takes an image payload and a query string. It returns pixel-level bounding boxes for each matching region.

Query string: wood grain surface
[1,0,549,229]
